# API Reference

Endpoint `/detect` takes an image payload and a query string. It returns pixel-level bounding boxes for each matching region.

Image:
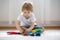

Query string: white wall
[0,0,9,21]
[45,0,60,21]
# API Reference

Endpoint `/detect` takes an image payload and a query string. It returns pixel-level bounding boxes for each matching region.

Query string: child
[16,2,44,33]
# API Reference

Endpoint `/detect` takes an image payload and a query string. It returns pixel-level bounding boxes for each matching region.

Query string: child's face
[23,9,32,18]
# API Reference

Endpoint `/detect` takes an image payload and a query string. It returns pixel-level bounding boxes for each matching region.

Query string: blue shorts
[21,25,44,30]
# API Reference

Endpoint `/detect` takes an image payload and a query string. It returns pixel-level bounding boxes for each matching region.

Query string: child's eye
[24,12,26,13]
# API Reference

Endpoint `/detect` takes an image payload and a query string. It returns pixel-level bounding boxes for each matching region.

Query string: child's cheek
[29,13,31,16]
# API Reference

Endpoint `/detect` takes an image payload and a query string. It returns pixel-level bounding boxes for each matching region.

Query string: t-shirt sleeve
[30,14,36,22]
[17,15,22,22]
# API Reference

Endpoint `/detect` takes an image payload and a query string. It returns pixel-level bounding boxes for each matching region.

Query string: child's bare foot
[20,29,24,33]
[19,27,25,33]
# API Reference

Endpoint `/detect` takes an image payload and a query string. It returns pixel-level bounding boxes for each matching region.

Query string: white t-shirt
[17,13,36,26]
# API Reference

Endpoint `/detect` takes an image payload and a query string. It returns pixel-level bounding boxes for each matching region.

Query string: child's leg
[21,25,30,33]
[21,27,27,34]
[22,27,27,30]
[16,26,25,33]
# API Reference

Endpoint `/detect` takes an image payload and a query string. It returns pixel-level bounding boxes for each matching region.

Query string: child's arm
[16,20,24,33]
[29,22,35,30]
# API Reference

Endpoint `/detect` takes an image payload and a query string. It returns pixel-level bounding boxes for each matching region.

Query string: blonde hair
[22,2,33,12]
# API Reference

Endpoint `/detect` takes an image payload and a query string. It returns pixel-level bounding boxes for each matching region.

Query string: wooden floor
[0,26,60,30]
